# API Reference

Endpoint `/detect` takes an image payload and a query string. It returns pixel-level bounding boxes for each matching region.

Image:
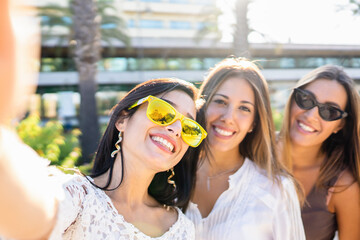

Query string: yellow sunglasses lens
[147,99,177,125]
[181,119,204,147]
[146,98,205,147]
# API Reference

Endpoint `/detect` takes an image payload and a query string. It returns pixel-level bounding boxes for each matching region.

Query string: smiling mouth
[151,136,175,152]
[298,121,316,133]
[214,126,234,136]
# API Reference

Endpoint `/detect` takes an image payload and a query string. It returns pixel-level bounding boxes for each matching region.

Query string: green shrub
[17,114,82,168]
[272,109,284,132]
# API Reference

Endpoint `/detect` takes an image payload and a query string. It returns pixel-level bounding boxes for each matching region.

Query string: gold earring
[111,131,123,158]
[167,168,176,189]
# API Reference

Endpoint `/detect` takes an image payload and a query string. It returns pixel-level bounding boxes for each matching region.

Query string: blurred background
[18,0,360,167]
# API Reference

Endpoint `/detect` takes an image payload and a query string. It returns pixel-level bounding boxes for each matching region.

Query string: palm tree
[234,0,251,58]
[349,0,360,14]
[196,0,252,58]
[38,0,129,164]
[71,0,101,164]
[38,1,129,54]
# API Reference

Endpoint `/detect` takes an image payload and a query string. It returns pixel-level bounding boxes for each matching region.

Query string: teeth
[151,136,174,152]
[214,127,233,136]
[299,122,316,132]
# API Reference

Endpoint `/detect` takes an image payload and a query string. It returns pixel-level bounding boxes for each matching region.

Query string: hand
[0,0,39,126]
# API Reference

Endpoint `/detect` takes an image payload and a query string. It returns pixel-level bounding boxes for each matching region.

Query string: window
[168,0,189,3]
[140,0,162,2]
[139,20,163,28]
[170,21,192,29]
[127,19,135,28]
[99,58,127,71]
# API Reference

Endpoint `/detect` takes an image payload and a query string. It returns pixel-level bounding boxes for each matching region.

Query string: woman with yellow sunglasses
[0,77,205,239]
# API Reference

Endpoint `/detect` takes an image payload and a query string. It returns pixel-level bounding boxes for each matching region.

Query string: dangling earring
[111,131,123,158]
[167,168,176,189]
[248,128,253,133]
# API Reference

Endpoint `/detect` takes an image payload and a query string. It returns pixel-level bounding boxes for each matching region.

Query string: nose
[304,106,320,121]
[220,106,235,123]
[166,120,182,138]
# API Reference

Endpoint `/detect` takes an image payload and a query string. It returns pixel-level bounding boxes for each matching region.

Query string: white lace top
[186,158,305,240]
[49,174,195,240]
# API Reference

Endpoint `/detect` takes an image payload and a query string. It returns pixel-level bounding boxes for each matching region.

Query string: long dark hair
[280,65,360,191]
[90,78,199,210]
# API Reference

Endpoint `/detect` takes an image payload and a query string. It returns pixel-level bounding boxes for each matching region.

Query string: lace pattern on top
[49,175,195,240]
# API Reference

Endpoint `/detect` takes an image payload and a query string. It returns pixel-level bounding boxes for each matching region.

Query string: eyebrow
[324,101,342,109]
[214,93,255,106]
[305,90,342,109]
[162,98,195,120]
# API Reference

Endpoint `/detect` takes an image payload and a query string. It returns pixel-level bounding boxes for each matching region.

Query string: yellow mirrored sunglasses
[129,95,207,147]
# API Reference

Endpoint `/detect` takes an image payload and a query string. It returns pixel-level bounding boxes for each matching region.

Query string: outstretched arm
[0,0,58,238]
[0,129,58,239]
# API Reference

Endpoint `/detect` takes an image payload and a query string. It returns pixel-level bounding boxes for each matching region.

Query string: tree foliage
[17,114,81,168]
[349,0,360,15]
[37,0,130,54]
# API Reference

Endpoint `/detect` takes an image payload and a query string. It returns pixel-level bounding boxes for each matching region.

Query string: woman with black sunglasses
[0,77,205,239]
[278,65,360,240]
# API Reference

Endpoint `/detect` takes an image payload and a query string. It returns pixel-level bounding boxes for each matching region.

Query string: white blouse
[49,174,195,240]
[186,158,305,240]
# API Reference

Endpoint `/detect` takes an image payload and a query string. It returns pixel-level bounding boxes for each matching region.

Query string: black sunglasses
[293,88,348,121]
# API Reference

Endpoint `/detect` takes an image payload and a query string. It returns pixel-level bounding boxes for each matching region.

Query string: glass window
[127,58,138,71]
[186,58,203,70]
[193,0,214,5]
[101,23,117,29]
[166,58,187,70]
[140,0,162,2]
[203,58,222,69]
[168,0,189,3]
[170,21,192,29]
[324,57,341,66]
[139,20,163,28]
[278,58,295,68]
[40,58,75,72]
[351,58,360,68]
[127,19,135,28]
[197,22,205,30]
[99,58,127,71]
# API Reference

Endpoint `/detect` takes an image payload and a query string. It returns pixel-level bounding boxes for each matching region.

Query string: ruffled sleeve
[273,177,306,240]
[48,174,90,240]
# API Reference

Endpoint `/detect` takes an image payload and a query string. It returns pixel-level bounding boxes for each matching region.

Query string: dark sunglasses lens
[295,90,314,109]
[319,106,341,121]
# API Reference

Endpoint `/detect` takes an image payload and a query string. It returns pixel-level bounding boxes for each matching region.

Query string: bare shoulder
[336,170,358,187]
[332,170,359,203]
[331,170,360,240]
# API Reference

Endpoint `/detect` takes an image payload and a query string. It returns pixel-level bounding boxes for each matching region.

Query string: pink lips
[296,120,317,134]
[212,125,235,139]
[150,133,177,153]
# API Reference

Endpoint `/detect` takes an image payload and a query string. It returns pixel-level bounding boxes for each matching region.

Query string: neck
[95,154,158,208]
[291,143,325,168]
[206,147,244,175]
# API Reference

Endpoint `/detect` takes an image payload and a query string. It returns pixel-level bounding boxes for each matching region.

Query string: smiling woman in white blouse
[0,77,205,240]
[185,57,306,240]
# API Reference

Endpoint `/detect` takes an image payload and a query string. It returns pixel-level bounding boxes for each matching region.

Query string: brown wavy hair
[279,65,360,192]
[196,57,294,185]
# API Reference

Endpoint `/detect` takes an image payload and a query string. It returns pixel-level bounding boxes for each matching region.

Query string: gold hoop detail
[111,131,122,158]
